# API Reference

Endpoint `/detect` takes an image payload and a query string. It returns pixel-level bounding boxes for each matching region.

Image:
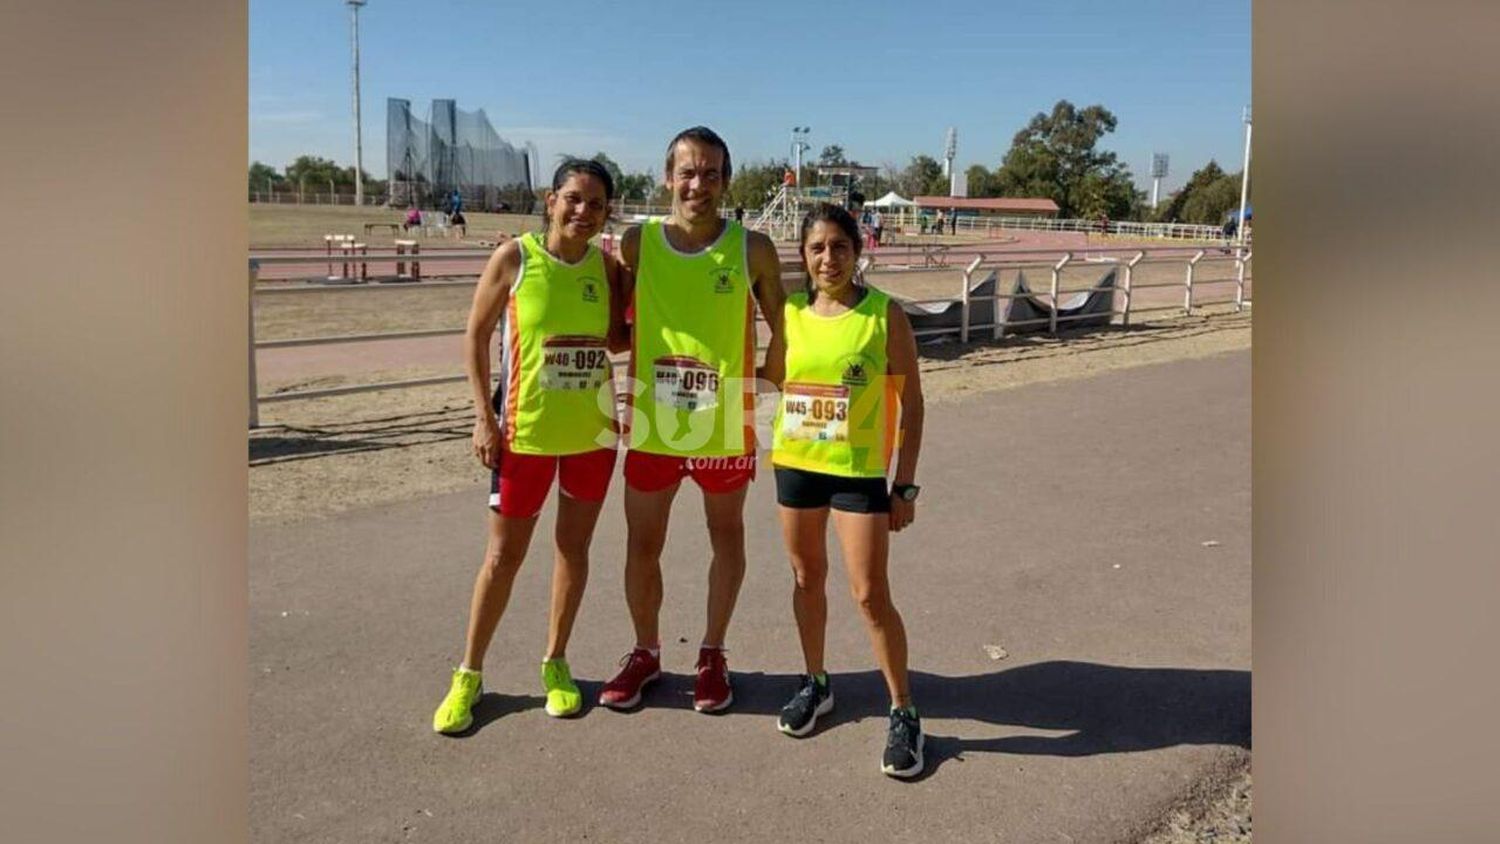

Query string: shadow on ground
[569,661,1249,778]
[249,405,470,465]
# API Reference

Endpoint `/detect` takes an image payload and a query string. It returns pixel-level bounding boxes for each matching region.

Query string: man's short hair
[664,126,733,182]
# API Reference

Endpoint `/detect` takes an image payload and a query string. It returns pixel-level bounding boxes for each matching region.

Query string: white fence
[247,245,1251,427]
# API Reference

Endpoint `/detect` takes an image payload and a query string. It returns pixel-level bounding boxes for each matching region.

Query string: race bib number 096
[653,356,720,412]
[540,336,610,392]
[781,382,850,442]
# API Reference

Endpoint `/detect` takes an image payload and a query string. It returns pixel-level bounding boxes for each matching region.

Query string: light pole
[790,126,810,188]
[1236,105,1252,246]
[347,0,367,207]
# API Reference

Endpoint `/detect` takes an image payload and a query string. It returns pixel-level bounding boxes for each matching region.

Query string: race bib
[540,336,610,392]
[653,356,720,412]
[780,382,850,443]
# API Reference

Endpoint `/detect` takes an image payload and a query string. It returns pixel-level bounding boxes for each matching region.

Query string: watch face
[898,485,920,501]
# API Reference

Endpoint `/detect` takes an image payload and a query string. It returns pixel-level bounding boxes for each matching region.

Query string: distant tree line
[249,156,384,197]
[254,105,1247,223]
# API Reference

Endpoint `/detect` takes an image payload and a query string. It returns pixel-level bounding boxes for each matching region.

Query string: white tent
[867,191,916,208]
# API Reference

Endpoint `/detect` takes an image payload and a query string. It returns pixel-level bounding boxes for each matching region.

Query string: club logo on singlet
[711,268,736,294]
[840,354,874,387]
[580,277,601,303]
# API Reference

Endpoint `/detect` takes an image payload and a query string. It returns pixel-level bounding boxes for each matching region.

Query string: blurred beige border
[1,3,247,842]
[1255,0,1500,838]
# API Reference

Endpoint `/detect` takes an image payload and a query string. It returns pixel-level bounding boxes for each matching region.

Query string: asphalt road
[250,350,1250,843]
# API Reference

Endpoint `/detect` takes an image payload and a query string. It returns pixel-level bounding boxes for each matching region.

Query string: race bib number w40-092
[540,336,610,392]
[780,382,849,442]
[653,356,720,412]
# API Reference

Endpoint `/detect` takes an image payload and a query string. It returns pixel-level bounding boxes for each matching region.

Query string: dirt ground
[250,305,1250,525]
[1143,769,1252,843]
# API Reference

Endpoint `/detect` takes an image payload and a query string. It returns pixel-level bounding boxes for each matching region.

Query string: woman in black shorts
[768,203,927,778]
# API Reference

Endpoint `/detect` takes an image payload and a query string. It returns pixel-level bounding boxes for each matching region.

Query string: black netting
[386,98,536,212]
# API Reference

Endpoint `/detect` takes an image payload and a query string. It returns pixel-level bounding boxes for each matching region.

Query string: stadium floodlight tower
[943,127,957,178]
[1150,153,1169,209]
[1236,105,1252,245]
[347,0,367,207]
[790,127,811,187]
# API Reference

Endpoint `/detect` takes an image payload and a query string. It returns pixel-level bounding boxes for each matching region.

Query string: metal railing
[248,245,1251,427]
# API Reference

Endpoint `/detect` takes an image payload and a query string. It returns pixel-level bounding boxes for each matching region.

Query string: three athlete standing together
[432,127,928,778]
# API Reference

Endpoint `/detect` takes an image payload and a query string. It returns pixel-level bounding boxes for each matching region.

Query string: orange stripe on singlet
[504,294,521,446]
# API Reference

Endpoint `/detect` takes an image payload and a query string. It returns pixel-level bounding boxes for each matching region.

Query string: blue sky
[250,0,1249,194]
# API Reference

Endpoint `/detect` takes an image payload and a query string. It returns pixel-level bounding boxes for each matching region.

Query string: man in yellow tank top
[598,127,787,713]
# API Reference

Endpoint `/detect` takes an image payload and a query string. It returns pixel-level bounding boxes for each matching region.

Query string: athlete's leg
[461,510,541,670]
[702,484,750,647]
[780,504,831,676]
[543,450,616,659]
[831,509,911,708]
[623,482,679,649]
[545,492,605,660]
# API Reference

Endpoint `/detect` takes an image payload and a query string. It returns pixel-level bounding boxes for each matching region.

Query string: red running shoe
[693,647,734,713]
[598,648,661,710]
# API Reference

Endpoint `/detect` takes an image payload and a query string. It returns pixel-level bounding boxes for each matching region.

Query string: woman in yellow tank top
[769,203,929,778]
[432,159,628,733]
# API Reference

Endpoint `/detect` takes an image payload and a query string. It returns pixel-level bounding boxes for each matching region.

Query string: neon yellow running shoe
[541,658,582,718]
[432,667,482,734]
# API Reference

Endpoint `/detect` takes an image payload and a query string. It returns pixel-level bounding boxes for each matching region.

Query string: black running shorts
[773,466,890,514]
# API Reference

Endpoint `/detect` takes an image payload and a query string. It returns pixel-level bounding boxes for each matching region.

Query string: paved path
[250,350,1250,843]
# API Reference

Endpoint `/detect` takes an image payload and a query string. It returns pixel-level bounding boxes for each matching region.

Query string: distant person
[783,168,797,189]
[450,189,463,215]
[767,203,927,778]
[1221,216,1238,251]
[948,208,957,235]
[403,205,422,232]
[933,209,945,236]
[431,159,628,733]
[449,208,467,237]
[734,206,745,223]
[870,208,884,247]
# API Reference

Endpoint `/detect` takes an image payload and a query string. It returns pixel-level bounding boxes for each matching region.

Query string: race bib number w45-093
[540,336,610,391]
[780,382,849,442]
[653,356,720,412]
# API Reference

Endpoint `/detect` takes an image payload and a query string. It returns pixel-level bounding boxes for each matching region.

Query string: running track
[250,350,1250,842]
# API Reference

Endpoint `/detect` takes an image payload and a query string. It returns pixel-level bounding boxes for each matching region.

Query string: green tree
[992,100,1137,218]
[965,164,996,198]
[818,144,847,166]
[617,171,656,202]
[284,155,348,188]
[249,161,282,193]
[727,160,790,209]
[1155,160,1245,224]
[898,155,946,198]
[589,152,624,190]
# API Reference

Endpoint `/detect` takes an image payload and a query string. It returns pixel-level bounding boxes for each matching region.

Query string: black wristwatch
[891,483,921,502]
